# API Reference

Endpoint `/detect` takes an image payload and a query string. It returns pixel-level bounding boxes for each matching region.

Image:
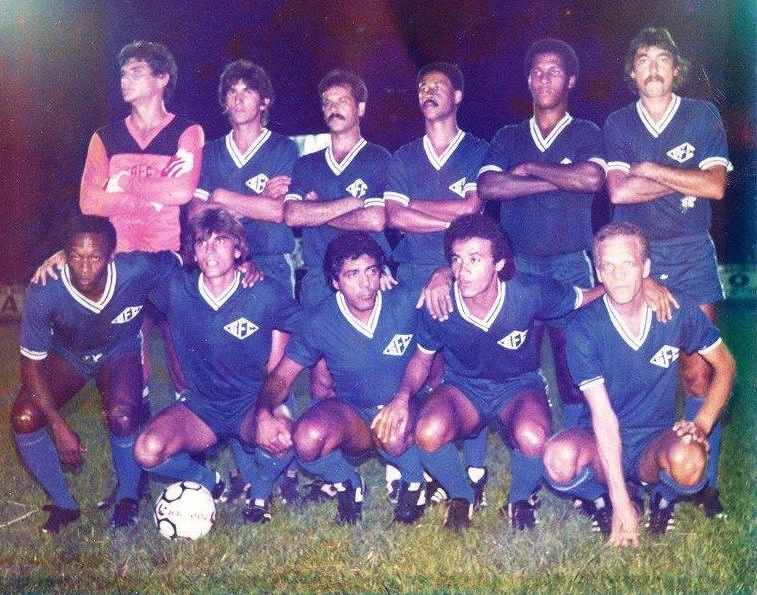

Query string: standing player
[187,60,300,503]
[189,60,299,295]
[603,27,732,516]
[255,233,425,525]
[374,214,607,531]
[12,216,181,532]
[284,69,392,308]
[478,39,606,429]
[384,63,490,501]
[79,40,203,436]
[542,222,735,545]
[283,70,393,495]
[134,209,303,524]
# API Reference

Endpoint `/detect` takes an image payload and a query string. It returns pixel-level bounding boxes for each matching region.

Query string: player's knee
[292,420,326,462]
[512,421,548,457]
[667,438,707,487]
[133,430,167,469]
[105,403,140,437]
[11,399,46,434]
[414,416,447,453]
[542,437,580,484]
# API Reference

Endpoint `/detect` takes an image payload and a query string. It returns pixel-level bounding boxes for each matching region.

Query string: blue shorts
[650,233,724,305]
[253,253,296,299]
[443,370,547,425]
[52,339,141,379]
[179,392,254,439]
[515,250,594,331]
[621,428,668,481]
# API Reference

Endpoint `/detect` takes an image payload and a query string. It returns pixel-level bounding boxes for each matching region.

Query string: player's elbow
[477,172,497,201]
[363,207,386,231]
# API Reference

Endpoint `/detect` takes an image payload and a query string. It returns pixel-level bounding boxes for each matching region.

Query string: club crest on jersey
[245,174,269,194]
[82,352,104,363]
[383,334,414,356]
[223,317,259,340]
[449,177,467,198]
[560,157,573,165]
[346,178,368,198]
[650,345,680,369]
[666,142,695,164]
[498,330,528,350]
[112,305,143,324]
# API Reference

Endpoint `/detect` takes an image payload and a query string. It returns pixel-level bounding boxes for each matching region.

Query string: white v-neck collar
[61,262,117,313]
[455,280,505,331]
[635,94,680,138]
[336,290,381,338]
[422,129,465,171]
[198,272,241,311]
[325,137,367,175]
[529,112,572,152]
[604,295,652,350]
[225,128,271,168]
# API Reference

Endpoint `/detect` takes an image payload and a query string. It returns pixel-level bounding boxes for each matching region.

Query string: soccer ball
[154,481,216,540]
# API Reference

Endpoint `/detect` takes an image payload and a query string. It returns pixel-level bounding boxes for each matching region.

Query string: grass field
[0,301,754,594]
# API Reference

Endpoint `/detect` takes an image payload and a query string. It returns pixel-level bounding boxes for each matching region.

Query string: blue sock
[508,449,544,503]
[561,403,583,430]
[146,453,216,492]
[297,449,360,486]
[419,443,474,502]
[653,470,707,504]
[110,432,141,501]
[241,446,293,501]
[381,445,423,484]
[462,428,488,469]
[685,395,720,489]
[547,466,605,501]
[14,429,77,509]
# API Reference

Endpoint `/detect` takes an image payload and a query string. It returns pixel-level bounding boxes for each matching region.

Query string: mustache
[644,75,664,84]
[422,98,439,108]
[327,113,346,122]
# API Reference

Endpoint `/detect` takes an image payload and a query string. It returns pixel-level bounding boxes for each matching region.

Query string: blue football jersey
[567,294,721,438]
[385,130,489,266]
[285,139,392,269]
[285,288,419,409]
[151,272,303,407]
[20,251,181,363]
[480,115,605,256]
[416,273,580,381]
[604,96,731,240]
[195,129,299,256]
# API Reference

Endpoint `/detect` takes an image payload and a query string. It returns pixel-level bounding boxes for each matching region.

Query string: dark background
[1,0,754,282]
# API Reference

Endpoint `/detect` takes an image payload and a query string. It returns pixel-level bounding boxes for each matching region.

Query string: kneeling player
[12,216,181,532]
[374,214,612,531]
[542,222,735,546]
[134,209,303,524]
[255,232,425,525]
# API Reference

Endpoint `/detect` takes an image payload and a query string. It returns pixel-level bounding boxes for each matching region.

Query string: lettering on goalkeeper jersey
[498,329,528,350]
[650,345,680,369]
[224,317,259,340]
[383,334,414,356]
[112,305,144,324]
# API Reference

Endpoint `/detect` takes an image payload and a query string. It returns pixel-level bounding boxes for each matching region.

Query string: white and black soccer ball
[154,481,216,540]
